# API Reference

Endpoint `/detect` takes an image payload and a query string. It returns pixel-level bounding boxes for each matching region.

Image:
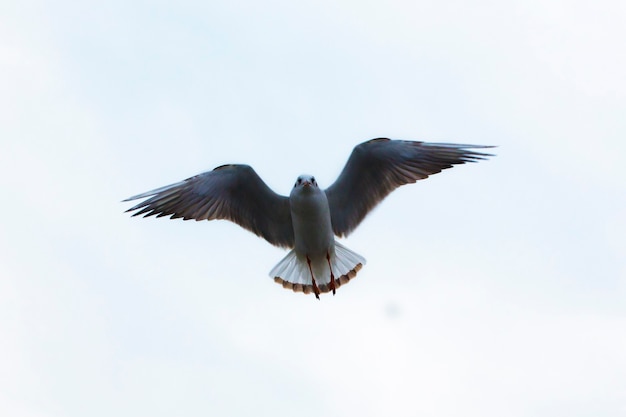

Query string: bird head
[293,174,318,189]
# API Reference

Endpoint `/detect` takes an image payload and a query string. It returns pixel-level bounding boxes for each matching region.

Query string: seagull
[123,138,493,299]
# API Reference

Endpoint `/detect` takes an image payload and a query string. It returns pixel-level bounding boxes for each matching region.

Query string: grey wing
[325,138,494,237]
[123,164,295,248]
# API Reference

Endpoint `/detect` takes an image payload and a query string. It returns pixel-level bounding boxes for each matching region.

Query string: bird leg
[306,255,320,300]
[326,252,336,295]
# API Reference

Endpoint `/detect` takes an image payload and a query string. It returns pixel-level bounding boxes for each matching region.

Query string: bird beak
[303,181,311,187]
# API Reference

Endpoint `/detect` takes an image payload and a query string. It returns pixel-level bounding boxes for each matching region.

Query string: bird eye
[311,177,316,183]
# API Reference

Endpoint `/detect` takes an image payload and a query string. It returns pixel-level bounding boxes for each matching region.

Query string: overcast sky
[2,0,625,416]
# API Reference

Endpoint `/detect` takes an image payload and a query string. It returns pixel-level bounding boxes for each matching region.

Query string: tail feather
[269,241,366,295]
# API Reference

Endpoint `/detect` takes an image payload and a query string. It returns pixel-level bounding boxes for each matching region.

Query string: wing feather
[124,164,294,248]
[325,138,494,237]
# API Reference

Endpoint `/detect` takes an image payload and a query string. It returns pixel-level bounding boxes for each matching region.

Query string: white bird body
[289,175,334,257]
[270,174,365,297]
[123,138,493,299]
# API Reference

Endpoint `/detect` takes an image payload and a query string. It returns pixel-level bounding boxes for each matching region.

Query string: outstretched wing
[123,164,294,248]
[325,138,494,237]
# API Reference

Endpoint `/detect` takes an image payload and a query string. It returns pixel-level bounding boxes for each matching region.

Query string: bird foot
[306,255,321,300]
[326,252,336,295]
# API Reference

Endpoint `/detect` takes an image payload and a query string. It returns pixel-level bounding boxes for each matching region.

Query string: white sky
[1,0,625,416]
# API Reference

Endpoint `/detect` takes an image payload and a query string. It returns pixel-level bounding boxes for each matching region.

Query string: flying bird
[123,138,493,299]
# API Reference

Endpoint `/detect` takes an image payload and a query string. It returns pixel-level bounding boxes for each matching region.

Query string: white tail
[270,241,366,295]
